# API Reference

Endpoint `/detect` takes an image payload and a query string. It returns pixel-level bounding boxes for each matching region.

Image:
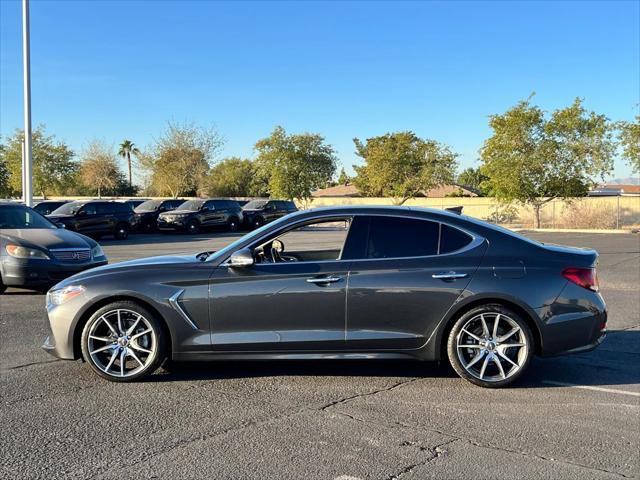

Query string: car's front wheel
[114,223,130,240]
[447,304,533,388]
[80,301,166,382]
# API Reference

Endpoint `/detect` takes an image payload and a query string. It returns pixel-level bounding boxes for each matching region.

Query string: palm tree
[118,140,140,187]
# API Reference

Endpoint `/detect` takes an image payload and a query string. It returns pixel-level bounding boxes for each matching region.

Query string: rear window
[440,224,472,254]
[367,216,439,259]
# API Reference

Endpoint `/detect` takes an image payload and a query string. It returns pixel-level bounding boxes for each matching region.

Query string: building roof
[312,183,479,198]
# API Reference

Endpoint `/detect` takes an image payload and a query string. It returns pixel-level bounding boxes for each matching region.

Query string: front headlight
[6,244,50,260]
[91,244,105,258]
[47,285,85,305]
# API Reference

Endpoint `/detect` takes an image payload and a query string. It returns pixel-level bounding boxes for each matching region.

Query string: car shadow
[147,330,639,389]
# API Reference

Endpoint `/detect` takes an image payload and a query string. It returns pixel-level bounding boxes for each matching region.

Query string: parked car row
[32,198,298,240]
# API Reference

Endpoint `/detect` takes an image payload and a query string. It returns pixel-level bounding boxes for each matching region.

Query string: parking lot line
[542,381,640,398]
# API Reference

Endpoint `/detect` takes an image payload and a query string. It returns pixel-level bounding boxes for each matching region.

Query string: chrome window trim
[218,211,483,267]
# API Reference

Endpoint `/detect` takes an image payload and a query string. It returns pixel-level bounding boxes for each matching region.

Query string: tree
[337,167,350,185]
[480,98,615,228]
[352,131,458,205]
[204,157,267,197]
[457,167,489,195]
[254,126,337,201]
[80,140,122,198]
[139,122,224,198]
[617,115,640,173]
[118,139,140,187]
[0,144,13,198]
[2,126,78,199]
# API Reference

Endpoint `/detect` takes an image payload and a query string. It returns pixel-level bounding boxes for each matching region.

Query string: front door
[208,217,352,351]
[344,216,487,350]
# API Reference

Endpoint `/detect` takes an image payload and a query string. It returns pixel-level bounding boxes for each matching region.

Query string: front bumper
[157,218,188,231]
[1,257,108,288]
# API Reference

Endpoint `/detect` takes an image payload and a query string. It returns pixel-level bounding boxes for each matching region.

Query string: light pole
[22,0,33,206]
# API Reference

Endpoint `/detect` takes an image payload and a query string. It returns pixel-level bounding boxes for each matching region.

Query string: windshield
[243,200,268,210]
[177,200,205,211]
[51,202,84,216]
[0,206,57,229]
[135,200,162,212]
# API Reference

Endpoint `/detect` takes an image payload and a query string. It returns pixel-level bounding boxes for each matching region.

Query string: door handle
[306,276,342,284]
[432,271,469,280]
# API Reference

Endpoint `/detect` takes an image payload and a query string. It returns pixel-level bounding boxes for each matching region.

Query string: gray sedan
[0,202,108,292]
[42,206,606,387]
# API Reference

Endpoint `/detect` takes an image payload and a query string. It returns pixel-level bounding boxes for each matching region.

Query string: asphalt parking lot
[1,231,638,479]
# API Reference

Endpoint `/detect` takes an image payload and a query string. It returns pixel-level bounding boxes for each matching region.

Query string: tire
[252,217,264,229]
[228,216,239,232]
[80,301,167,382]
[447,304,533,388]
[114,223,130,240]
[186,219,200,234]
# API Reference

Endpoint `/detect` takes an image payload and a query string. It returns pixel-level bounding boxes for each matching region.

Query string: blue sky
[1,0,639,183]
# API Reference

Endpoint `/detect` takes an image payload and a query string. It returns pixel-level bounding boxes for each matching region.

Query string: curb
[513,228,637,234]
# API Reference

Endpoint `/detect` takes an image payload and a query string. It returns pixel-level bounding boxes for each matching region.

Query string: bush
[486,205,519,224]
[560,201,617,229]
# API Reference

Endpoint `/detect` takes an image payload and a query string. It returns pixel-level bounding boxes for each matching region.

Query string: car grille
[50,249,91,262]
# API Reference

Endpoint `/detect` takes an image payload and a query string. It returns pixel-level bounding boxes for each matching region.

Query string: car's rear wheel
[228,216,239,232]
[187,219,200,234]
[252,217,264,229]
[80,301,166,382]
[447,304,533,388]
[114,223,129,240]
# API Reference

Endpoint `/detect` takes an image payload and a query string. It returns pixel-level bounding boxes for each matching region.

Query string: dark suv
[47,200,135,240]
[157,199,243,234]
[134,199,185,233]
[33,200,70,216]
[242,199,297,229]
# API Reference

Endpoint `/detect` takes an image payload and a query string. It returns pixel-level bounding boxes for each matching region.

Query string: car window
[52,202,83,215]
[82,204,97,215]
[135,200,162,212]
[115,202,132,213]
[96,203,114,215]
[243,199,268,210]
[440,224,472,254]
[366,216,439,259]
[256,218,351,263]
[0,206,57,229]
[203,201,215,211]
[286,201,297,211]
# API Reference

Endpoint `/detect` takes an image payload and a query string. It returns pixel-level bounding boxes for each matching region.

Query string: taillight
[562,267,599,292]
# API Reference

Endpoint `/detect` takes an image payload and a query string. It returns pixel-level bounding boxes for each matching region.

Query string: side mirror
[227,248,254,267]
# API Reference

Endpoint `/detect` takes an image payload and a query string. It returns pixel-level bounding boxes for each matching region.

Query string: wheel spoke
[129,342,152,354]
[497,350,519,369]
[461,328,482,342]
[479,355,490,379]
[499,343,525,349]
[127,348,144,367]
[493,355,506,379]
[117,310,124,335]
[90,344,115,355]
[457,344,483,349]
[126,315,142,336]
[104,349,118,373]
[89,335,113,343]
[101,316,118,336]
[497,327,520,343]
[480,314,490,338]
[120,349,126,376]
[492,314,501,338]
[466,350,485,369]
[131,329,152,341]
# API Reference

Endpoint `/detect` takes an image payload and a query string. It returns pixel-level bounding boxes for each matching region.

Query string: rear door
[344,215,487,350]
[95,202,116,234]
[200,201,224,226]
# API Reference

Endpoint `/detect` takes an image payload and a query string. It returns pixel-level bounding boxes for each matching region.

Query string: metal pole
[21,140,26,202]
[22,0,33,206]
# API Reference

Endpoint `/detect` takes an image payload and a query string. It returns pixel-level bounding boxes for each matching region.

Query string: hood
[1,228,95,250]
[160,209,196,215]
[56,254,198,286]
[46,214,74,222]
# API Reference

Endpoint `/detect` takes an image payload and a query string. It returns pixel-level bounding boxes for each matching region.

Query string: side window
[440,224,472,254]
[256,218,351,263]
[266,202,277,211]
[82,204,97,215]
[96,203,115,215]
[203,201,215,211]
[115,203,131,213]
[286,201,297,211]
[367,216,439,259]
[341,216,370,260]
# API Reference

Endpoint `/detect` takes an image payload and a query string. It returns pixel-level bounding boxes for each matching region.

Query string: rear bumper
[536,284,608,357]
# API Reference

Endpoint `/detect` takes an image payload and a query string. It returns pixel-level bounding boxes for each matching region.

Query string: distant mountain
[607,177,640,185]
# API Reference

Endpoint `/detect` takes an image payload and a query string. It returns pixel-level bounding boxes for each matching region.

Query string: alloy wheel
[455,312,528,382]
[86,309,157,378]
